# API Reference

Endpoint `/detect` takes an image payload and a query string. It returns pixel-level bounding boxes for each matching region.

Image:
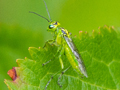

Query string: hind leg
[45,70,61,90]
[57,66,71,88]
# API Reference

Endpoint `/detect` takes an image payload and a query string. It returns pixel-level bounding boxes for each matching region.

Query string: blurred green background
[0,0,120,89]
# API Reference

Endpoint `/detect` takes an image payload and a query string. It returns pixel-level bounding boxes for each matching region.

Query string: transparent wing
[64,36,88,77]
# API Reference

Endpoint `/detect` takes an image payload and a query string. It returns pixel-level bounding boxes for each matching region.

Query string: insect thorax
[60,28,70,37]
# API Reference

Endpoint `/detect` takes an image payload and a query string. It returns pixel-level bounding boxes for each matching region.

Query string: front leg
[43,40,55,48]
[57,66,71,88]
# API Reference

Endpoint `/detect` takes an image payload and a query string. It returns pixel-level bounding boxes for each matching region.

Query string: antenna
[29,11,50,22]
[43,0,52,22]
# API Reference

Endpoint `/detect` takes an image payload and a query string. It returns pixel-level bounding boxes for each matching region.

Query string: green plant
[5,26,120,90]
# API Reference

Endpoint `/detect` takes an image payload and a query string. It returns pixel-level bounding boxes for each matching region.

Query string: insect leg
[45,70,61,90]
[57,66,71,88]
[42,46,62,66]
[42,53,57,66]
[45,76,53,90]
[43,40,55,48]
[58,47,64,69]
[42,59,52,66]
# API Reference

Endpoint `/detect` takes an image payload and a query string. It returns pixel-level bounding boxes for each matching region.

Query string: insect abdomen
[64,44,83,75]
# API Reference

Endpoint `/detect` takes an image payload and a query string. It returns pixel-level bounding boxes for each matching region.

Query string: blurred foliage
[0,24,44,89]
[0,0,120,90]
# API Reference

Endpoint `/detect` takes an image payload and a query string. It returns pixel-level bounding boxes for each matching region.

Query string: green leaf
[5,26,120,90]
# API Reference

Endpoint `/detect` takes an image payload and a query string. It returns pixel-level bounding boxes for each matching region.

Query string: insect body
[47,21,88,77]
[30,0,88,89]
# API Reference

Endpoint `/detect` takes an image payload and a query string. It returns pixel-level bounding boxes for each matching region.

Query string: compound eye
[49,25,54,29]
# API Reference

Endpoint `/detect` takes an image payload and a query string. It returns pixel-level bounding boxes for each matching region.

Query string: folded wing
[64,36,88,77]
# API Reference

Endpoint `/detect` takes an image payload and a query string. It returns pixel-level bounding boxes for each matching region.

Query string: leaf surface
[5,26,120,90]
